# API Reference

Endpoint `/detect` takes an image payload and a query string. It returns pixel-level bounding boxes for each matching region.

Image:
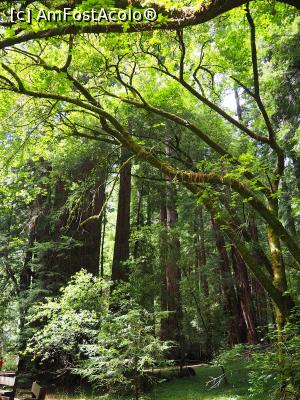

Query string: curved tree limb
[1,63,300,268]
[0,0,298,50]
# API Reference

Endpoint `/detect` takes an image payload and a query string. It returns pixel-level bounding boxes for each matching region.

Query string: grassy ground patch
[150,362,252,400]
[47,360,257,400]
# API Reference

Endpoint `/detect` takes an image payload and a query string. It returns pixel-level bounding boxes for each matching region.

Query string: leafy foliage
[248,308,300,399]
[26,270,109,368]
[75,306,171,398]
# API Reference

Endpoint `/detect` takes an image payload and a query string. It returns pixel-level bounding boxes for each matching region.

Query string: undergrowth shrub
[248,306,300,400]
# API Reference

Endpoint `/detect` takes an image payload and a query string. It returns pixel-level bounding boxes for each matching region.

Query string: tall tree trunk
[146,192,152,226]
[231,247,258,344]
[194,207,213,358]
[100,208,106,278]
[211,218,246,345]
[78,177,106,276]
[248,214,269,330]
[292,156,300,198]
[165,181,182,346]
[234,85,266,339]
[266,199,294,329]
[160,181,182,357]
[133,184,144,259]
[132,181,155,311]
[160,198,168,340]
[111,148,132,282]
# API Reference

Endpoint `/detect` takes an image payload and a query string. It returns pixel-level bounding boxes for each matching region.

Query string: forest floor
[47,360,258,400]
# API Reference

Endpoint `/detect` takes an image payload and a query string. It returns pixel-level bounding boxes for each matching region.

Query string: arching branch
[1,64,300,268]
[0,0,298,50]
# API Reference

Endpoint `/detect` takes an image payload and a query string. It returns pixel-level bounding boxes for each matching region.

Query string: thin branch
[176,29,185,82]
[245,3,284,178]
[102,88,271,195]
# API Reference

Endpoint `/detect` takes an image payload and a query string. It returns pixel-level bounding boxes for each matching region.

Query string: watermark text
[8,7,158,24]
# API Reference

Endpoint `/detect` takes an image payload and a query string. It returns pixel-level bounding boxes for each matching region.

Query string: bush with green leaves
[26,271,170,398]
[214,344,247,367]
[25,270,109,370]
[248,306,300,400]
[74,304,172,400]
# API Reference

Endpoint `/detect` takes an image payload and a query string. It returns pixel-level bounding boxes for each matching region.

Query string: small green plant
[210,344,246,388]
[75,303,172,400]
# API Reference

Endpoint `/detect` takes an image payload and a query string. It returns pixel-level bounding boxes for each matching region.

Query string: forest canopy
[0,1,299,399]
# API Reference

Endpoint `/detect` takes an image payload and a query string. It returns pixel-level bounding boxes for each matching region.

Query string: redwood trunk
[160,182,182,350]
[133,185,144,259]
[194,207,213,357]
[211,218,246,345]
[165,181,182,344]
[111,148,132,282]
[248,214,269,329]
[160,199,168,340]
[231,247,258,344]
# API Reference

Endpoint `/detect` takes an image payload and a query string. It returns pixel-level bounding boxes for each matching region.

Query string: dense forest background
[0,1,299,399]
